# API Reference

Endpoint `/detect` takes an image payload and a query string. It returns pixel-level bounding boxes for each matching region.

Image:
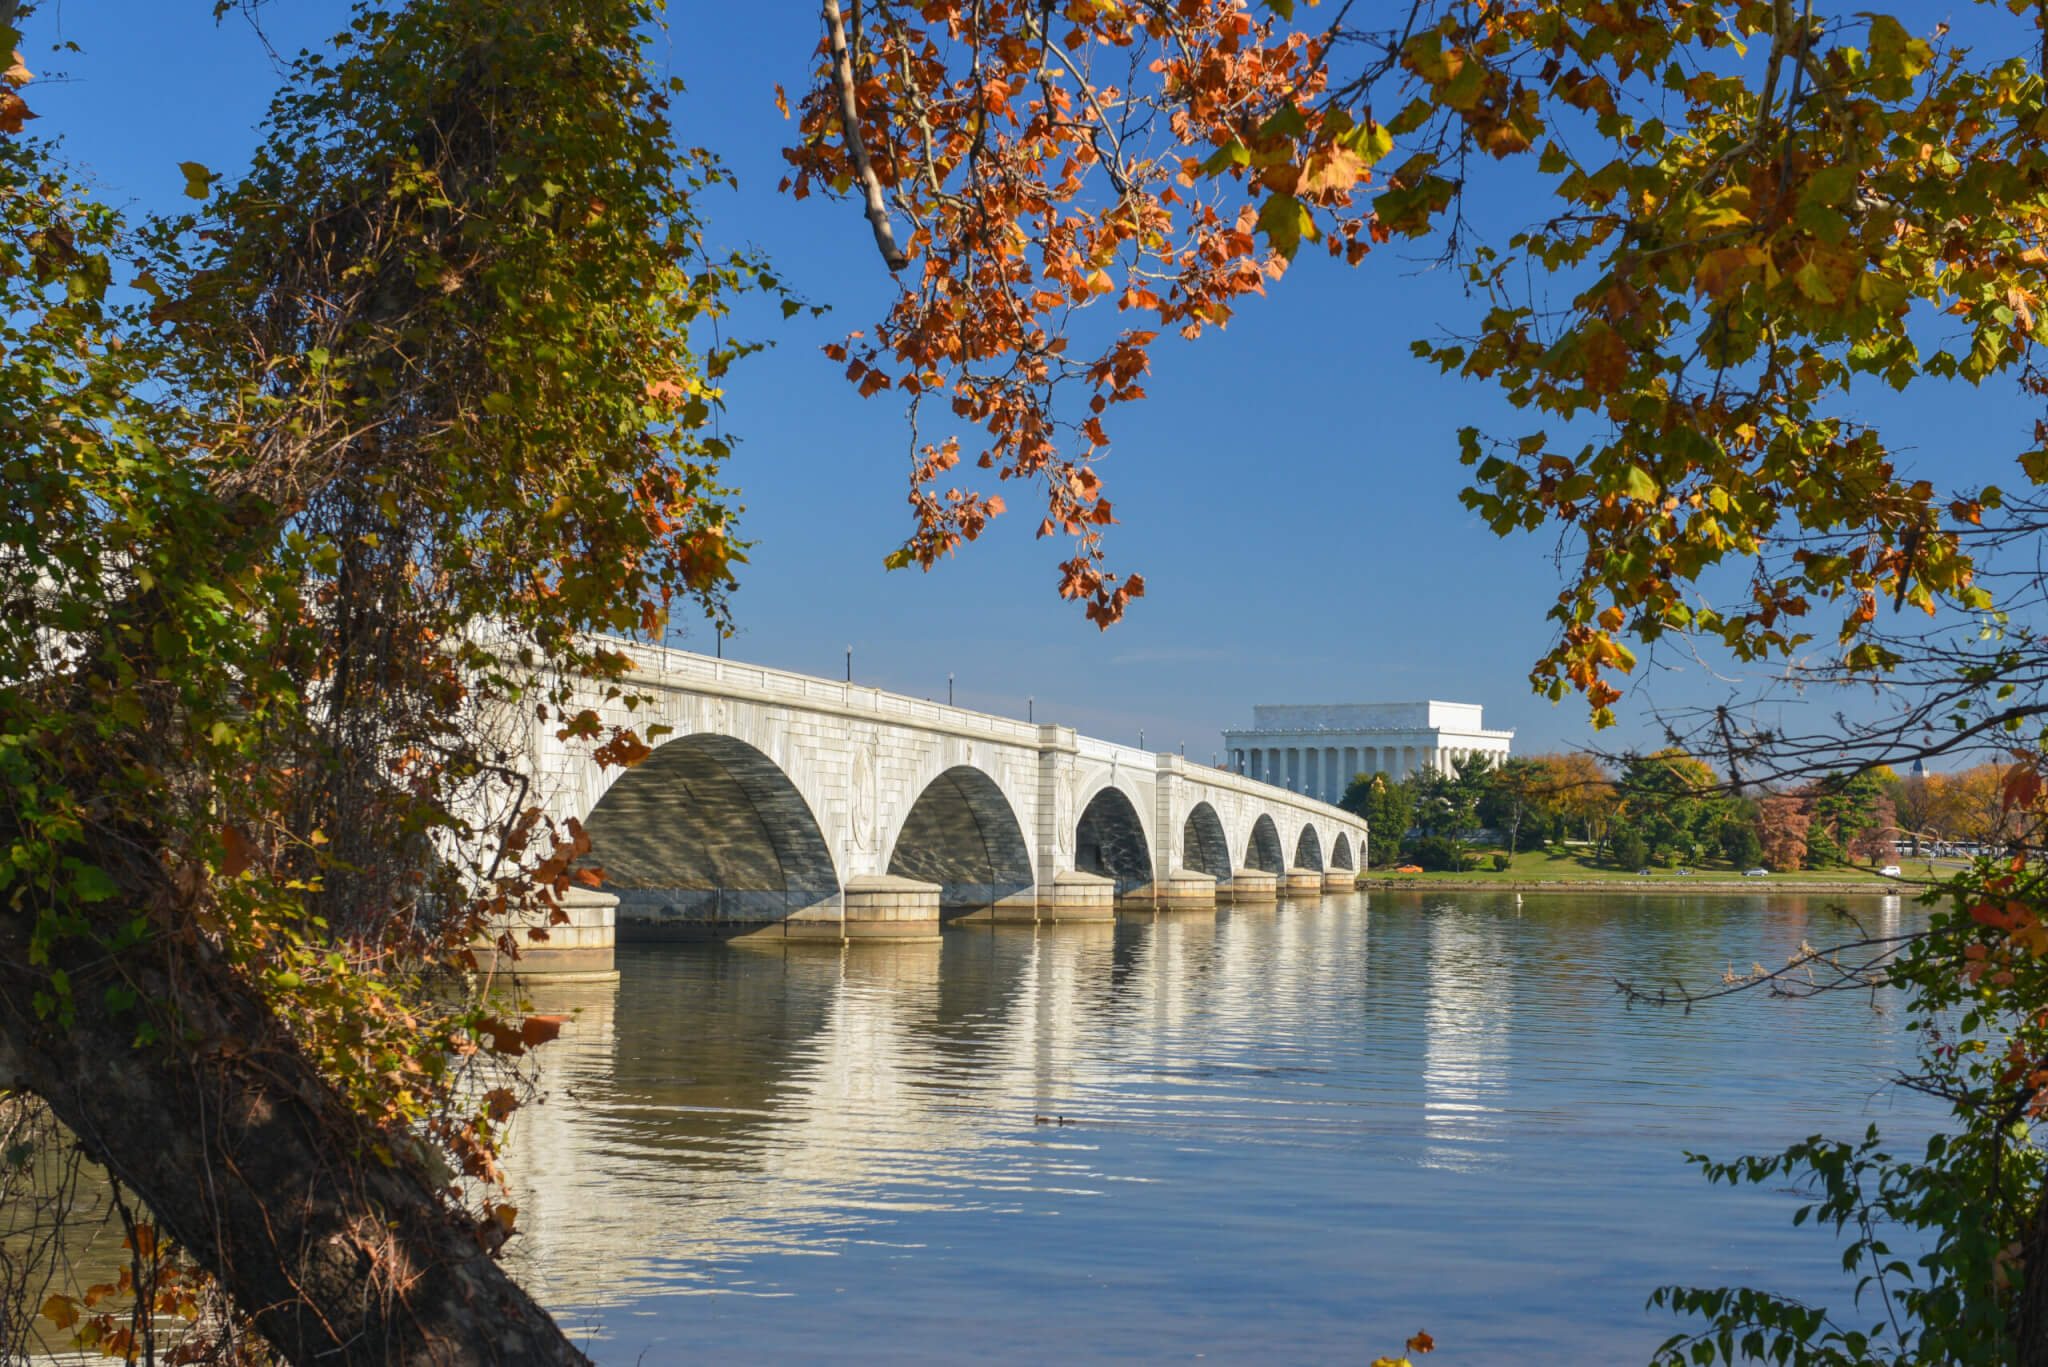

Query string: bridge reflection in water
[498,891,1934,1363]
[501,902,1371,1314]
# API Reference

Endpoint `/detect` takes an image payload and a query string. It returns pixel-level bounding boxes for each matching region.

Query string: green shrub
[1491,852,1512,871]
[1409,836,1462,872]
[1721,821,1763,868]
[1612,829,1649,869]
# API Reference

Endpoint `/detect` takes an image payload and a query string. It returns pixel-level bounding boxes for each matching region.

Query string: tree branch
[824,0,909,271]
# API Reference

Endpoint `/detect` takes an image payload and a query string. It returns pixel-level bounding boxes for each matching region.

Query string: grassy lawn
[1363,846,1911,885]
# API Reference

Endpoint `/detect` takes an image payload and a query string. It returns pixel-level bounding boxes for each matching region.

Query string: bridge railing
[1072,733,1153,771]
[1183,764,1360,819]
[617,641,1043,745]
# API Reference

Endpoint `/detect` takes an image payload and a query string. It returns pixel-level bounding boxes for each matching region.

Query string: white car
[1881,865,1903,877]
[1743,867,1769,878]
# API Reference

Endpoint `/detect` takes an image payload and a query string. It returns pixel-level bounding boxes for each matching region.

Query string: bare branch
[824,0,909,271]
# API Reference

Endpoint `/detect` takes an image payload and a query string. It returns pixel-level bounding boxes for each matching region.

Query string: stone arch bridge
[495,644,1367,976]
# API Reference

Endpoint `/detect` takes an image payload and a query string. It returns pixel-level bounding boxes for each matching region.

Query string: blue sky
[26,1,2036,763]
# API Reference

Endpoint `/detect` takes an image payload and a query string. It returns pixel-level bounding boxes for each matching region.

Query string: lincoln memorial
[1221,701,1514,801]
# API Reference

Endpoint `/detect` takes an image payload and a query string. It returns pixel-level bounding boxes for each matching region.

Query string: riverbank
[1346,844,1937,895]
[1353,876,1916,894]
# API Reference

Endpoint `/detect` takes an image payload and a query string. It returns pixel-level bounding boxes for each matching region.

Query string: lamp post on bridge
[845,645,851,682]
[948,672,954,706]
[1028,696,1033,723]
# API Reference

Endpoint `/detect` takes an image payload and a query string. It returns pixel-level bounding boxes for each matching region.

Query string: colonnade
[1224,744,1501,802]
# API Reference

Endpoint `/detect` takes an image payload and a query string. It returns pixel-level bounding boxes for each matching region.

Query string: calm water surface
[504,891,1940,1364]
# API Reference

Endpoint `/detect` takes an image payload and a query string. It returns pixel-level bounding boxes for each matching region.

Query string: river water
[503,890,1941,1364]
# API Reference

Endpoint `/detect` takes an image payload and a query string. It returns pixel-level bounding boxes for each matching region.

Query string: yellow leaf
[1793,260,1837,304]
[1298,144,1366,197]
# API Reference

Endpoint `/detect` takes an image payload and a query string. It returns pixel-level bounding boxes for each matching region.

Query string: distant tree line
[1337,750,1959,873]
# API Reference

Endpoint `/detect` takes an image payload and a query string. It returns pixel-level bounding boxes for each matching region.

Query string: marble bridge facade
[492,644,1369,978]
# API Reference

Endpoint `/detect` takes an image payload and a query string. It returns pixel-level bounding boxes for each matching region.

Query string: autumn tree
[0,0,759,1360]
[775,0,2048,1358]
[1533,751,1617,851]
[1886,768,1938,856]
[1479,756,1552,856]
[1928,763,2023,849]
[1754,794,1811,873]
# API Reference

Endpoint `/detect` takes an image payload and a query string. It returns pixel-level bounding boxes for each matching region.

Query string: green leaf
[1337,119,1396,164]
[1867,14,1933,79]
[69,863,118,904]
[1258,103,1307,142]
[1804,164,1856,207]
[1197,138,1251,176]
[178,161,214,200]
[1255,192,1316,259]
[1621,464,1659,502]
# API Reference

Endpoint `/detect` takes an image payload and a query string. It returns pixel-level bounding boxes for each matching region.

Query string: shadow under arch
[1181,802,1231,878]
[1330,831,1355,871]
[1075,787,1151,892]
[580,733,839,933]
[1294,824,1324,871]
[1245,814,1284,874]
[887,766,1036,919]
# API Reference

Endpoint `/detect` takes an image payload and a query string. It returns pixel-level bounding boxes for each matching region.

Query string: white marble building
[1222,702,1514,801]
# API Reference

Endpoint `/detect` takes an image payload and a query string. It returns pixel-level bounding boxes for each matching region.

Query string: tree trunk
[0,908,590,1367]
[2018,1186,2048,1365]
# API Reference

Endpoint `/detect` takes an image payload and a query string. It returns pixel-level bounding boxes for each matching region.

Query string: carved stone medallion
[849,749,877,851]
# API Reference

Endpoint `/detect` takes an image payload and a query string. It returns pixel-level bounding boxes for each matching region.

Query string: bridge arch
[1244,814,1284,874]
[1181,802,1231,879]
[1294,823,1323,871]
[886,765,1036,918]
[1331,831,1355,871]
[1075,785,1152,892]
[579,732,839,924]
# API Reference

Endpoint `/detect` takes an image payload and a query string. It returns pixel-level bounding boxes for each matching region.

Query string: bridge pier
[804,874,942,943]
[1220,868,1278,904]
[979,887,1046,924]
[473,886,620,983]
[1322,868,1358,892]
[1130,869,1218,911]
[1281,867,1325,898]
[1041,869,1116,921]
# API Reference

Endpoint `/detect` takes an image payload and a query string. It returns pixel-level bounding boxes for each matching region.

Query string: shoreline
[1353,877,1918,895]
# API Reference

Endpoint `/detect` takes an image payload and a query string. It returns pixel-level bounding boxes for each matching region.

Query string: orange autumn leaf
[520,1015,567,1049]
[221,824,253,878]
[2002,765,2042,814]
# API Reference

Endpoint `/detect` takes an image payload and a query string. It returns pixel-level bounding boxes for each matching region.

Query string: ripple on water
[503,890,1939,1363]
